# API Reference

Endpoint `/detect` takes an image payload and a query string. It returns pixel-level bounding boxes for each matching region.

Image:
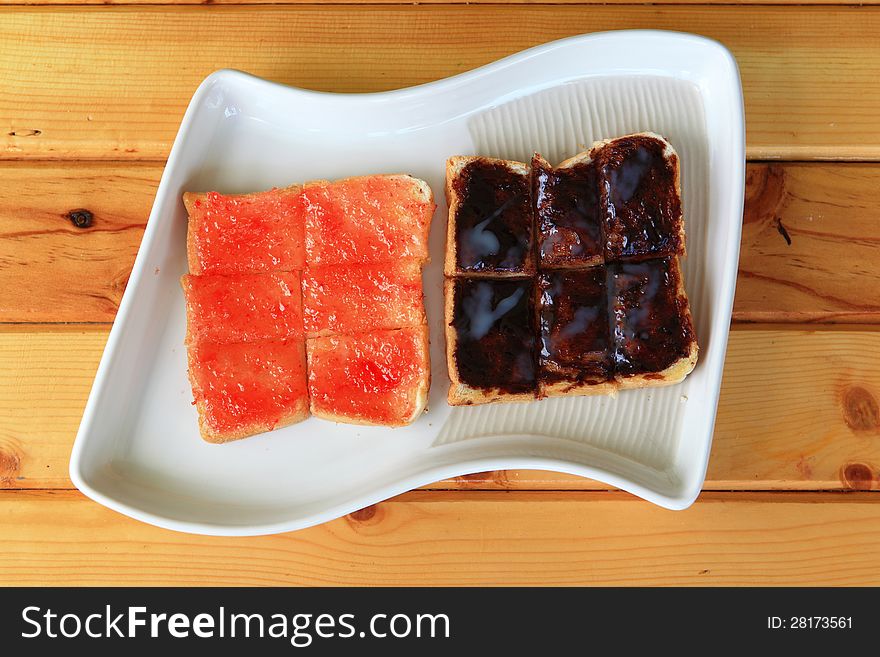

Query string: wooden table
[2,1,879,587]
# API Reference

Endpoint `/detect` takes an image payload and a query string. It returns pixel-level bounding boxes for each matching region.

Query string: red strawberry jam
[188,339,309,440]
[186,187,306,274]
[301,259,424,337]
[182,271,303,345]
[307,328,429,426]
[301,176,434,266]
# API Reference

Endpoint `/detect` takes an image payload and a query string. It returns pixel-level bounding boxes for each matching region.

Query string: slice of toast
[445,277,538,405]
[301,259,425,338]
[181,271,303,345]
[306,327,430,426]
[301,175,434,267]
[445,156,535,278]
[537,268,617,398]
[444,134,696,404]
[532,153,603,269]
[187,338,309,443]
[593,132,685,262]
[184,185,305,275]
[608,257,698,389]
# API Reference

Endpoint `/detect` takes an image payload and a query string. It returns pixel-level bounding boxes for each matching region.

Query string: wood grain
[0,326,101,489]
[736,164,880,323]
[0,489,878,585]
[0,163,155,322]
[4,0,875,5]
[4,162,880,323]
[2,6,880,160]
[3,326,879,492]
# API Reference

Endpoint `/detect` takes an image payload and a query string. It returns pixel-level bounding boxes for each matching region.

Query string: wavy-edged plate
[70,30,744,535]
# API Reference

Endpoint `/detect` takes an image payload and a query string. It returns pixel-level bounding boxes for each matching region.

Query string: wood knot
[0,449,21,486]
[67,208,94,229]
[347,504,379,524]
[743,163,786,226]
[842,386,879,432]
[840,462,876,490]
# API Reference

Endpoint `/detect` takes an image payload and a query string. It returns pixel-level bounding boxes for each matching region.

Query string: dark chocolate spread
[538,268,611,383]
[453,160,533,274]
[533,156,602,267]
[608,258,694,376]
[451,278,537,394]
[448,135,695,394]
[598,135,682,260]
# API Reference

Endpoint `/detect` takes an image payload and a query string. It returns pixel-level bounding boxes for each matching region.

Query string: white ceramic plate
[70,30,744,535]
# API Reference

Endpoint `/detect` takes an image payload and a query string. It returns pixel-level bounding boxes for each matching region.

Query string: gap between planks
[1,1,879,6]
[2,488,879,503]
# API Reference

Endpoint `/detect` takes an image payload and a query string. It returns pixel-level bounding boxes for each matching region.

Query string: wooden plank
[736,163,880,323]
[0,489,878,585]
[2,6,880,161]
[0,326,101,489]
[3,326,879,492]
[2,0,874,5]
[0,163,155,323]
[4,162,879,324]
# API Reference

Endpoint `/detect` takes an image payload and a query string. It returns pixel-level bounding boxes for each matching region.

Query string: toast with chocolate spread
[444,133,697,406]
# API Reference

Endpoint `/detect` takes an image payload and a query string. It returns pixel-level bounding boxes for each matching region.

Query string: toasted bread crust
[183,191,205,276]
[613,340,698,391]
[196,403,310,444]
[446,383,537,406]
[539,378,618,399]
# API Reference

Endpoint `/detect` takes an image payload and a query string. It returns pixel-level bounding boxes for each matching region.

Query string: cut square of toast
[184,186,305,274]
[301,175,434,266]
[532,153,603,269]
[445,156,535,278]
[608,257,698,389]
[595,132,685,261]
[181,271,303,345]
[301,259,425,338]
[445,277,538,405]
[537,268,615,397]
[187,338,309,443]
[307,327,430,427]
